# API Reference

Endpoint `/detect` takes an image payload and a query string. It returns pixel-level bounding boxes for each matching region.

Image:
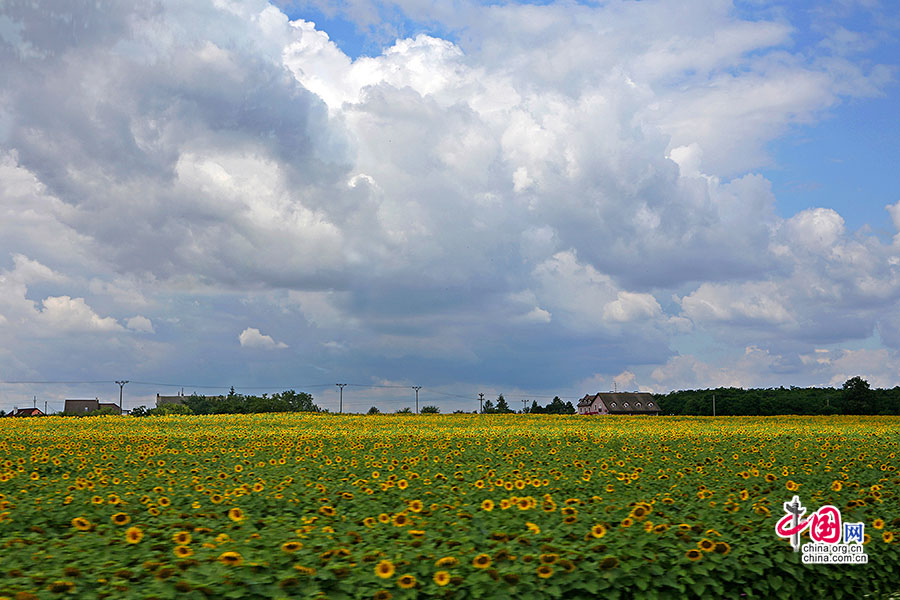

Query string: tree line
[654,377,900,415]
[130,388,323,416]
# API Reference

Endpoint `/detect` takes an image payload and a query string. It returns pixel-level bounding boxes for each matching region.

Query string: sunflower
[539,553,558,564]
[526,522,541,534]
[91,495,104,505]
[281,541,303,553]
[174,545,193,558]
[374,560,395,579]
[392,513,409,527]
[714,542,731,555]
[409,500,424,513]
[173,531,192,545]
[698,538,715,552]
[481,499,495,512]
[472,554,492,569]
[319,505,336,517]
[686,549,703,561]
[591,524,607,539]
[620,518,633,528]
[831,480,843,492]
[397,574,416,589]
[373,591,392,600]
[125,526,144,544]
[883,531,895,543]
[536,565,554,579]
[227,508,245,522]
[873,519,885,530]
[435,556,458,567]
[158,496,171,507]
[294,565,317,576]
[47,580,75,593]
[111,512,131,526]
[433,571,451,586]
[377,513,391,523]
[71,517,92,531]
[785,480,799,491]
[219,551,243,566]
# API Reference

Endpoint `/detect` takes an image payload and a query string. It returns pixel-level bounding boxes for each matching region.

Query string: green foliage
[495,394,514,413]
[420,405,440,414]
[129,405,148,417]
[529,396,575,415]
[842,376,875,415]
[181,389,322,415]
[656,378,897,416]
[366,406,381,415]
[395,407,413,414]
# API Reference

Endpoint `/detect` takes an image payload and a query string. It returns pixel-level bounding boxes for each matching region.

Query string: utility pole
[44,400,47,414]
[116,380,129,411]
[33,395,36,408]
[712,394,716,417]
[478,393,484,413]
[412,386,421,414]
[336,383,347,414]
[521,399,528,413]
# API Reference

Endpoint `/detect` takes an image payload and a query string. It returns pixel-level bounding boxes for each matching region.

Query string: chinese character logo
[775,495,863,551]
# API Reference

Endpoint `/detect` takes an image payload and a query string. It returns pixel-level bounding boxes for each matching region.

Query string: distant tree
[0,409,6,417]
[482,399,495,414]
[367,406,381,415]
[529,400,543,414]
[564,401,576,414]
[130,405,148,417]
[275,389,321,412]
[843,377,875,415]
[420,405,440,414]
[396,407,413,414]
[495,394,513,413]
[544,396,567,414]
[453,409,468,414]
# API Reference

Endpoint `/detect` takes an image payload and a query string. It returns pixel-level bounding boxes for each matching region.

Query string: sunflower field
[0,414,898,599]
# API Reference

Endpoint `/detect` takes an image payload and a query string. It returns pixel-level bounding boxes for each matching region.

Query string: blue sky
[1,0,900,413]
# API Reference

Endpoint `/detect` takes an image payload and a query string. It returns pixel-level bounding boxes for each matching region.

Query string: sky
[1,0,900,413]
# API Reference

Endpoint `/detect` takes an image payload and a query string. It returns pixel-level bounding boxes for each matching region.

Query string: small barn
[577,392,660,416]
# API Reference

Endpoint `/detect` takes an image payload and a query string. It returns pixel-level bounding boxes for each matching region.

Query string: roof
[156,395,185,406]
[595,392,658,413]
[6,407,44,417]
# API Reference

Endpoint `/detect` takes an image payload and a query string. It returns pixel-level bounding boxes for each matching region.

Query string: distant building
[5,407,45,417]
[64,398,121,415]
[577,392,660,416]
[65,398,100,414]
[156,393,185,408]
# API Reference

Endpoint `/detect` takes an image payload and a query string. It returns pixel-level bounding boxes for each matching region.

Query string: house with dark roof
[577,392,660,416]
[156,393,185,408]
[64,398,121,415]
[4,407,45,417]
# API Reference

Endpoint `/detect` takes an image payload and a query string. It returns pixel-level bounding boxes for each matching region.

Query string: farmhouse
[156,393,185,408]
[64,398,122,415]
[4,407,45,417]
[577,392,660,416]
